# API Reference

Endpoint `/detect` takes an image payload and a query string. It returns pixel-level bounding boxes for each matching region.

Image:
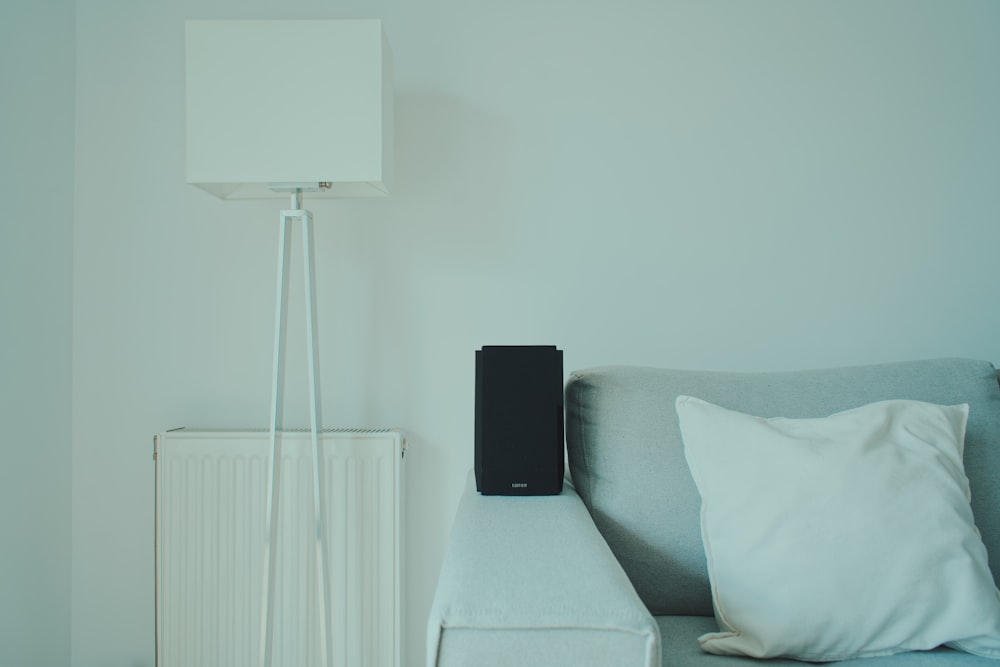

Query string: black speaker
[475,345,564,495]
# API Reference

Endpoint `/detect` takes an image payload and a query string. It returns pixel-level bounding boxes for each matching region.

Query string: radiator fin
[155,430,403,667]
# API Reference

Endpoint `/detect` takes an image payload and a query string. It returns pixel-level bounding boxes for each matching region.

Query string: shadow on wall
[377,91,519,661]
[330,89,519,420]
[358,86,518,474]
[258,91,516,431]
[387,91,515,264]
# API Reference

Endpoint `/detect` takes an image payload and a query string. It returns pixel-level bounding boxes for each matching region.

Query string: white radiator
[154,429,405,667]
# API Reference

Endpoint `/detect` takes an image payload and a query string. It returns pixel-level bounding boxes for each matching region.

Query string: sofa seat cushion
[676,396,1000,661]
[658,617,1000,666]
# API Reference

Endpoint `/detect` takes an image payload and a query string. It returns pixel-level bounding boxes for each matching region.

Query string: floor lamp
[184,19,393,667]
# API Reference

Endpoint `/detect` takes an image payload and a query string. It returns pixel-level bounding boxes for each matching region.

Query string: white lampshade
[185,19,393,199]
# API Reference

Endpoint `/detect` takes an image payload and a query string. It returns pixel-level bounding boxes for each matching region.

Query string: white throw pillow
[675,395,1000,661]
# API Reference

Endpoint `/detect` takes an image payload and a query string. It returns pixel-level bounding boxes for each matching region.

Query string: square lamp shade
[185,19,393,199]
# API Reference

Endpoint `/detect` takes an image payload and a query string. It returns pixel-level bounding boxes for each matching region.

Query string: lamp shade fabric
[185,19,393,199]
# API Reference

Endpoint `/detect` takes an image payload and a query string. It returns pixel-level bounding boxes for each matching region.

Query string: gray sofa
[427,358,1000,666]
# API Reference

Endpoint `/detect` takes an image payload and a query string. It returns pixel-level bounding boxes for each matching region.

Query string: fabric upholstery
[565,358,1000,617]
[430,358,1000,666]
[427,472,659,667]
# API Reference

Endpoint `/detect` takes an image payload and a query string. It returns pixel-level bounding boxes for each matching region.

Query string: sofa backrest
[564,358,1000,617]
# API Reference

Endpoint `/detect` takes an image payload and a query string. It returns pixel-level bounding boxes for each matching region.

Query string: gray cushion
[565,358,1000,616]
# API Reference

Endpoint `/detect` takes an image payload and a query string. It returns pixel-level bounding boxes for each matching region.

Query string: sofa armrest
[427,471,661,667]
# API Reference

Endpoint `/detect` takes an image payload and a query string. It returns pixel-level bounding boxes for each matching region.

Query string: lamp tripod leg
[259,189,331,667]
[303,208,332,667]
[260,210,292,667]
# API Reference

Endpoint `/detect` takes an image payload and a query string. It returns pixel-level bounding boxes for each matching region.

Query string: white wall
[70,1,1000,666]
[0,1,75,665]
